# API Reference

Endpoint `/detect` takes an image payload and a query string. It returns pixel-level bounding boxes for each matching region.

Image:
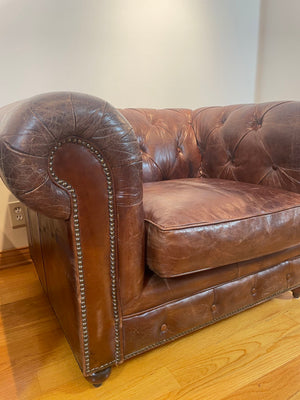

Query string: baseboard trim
[0,247,31,269]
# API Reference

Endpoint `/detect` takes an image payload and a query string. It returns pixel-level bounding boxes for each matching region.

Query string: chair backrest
[120,108,201,182]
[192,101,300,193]
[121,101,300,193]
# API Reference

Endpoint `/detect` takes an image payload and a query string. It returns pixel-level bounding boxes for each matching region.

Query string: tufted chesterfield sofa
[1,92,300,386]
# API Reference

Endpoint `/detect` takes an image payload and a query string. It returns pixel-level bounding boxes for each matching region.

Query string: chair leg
[292,287,300,298]
[85,367,111,387]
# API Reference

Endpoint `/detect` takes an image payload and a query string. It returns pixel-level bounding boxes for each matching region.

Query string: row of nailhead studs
[48,137,121,372]
[124,283,299,361]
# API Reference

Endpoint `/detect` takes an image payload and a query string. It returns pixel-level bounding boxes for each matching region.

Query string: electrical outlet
[8,201,26,228]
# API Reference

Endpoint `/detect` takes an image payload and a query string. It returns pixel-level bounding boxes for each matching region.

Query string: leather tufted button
[251,118,262,130]
[286,273,292,280]
[160,323,167,333]
[255,117,263,127]
[211,304,217,312]
[251,287,256,295]
[272,165,278,171]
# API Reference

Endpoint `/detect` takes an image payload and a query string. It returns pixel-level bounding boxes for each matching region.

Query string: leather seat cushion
[143,178,300,278]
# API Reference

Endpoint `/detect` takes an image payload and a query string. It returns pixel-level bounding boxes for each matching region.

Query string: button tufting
[254,116,263,126]
[211,304,217,312]
[286,273,291,280]
[160,323,167,333]
[272,165,278,171]
[251,287,256,295]
[251,118,262,130]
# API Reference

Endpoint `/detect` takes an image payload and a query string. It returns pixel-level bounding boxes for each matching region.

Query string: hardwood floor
[1,261,300,399]
[0,247,31,270]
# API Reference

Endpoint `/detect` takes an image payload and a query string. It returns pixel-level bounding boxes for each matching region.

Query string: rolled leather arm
[0,92,144,371]
[193,101,300,193]
[0,92,142,219]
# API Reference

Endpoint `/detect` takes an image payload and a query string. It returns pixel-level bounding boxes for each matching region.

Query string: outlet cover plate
[8,201,26,228]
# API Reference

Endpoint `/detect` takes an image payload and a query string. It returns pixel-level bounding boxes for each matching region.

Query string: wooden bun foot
[85,367,111,387]
[292,287,300,298]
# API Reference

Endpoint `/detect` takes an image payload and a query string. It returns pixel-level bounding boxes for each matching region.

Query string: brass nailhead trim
[48,137,120,373]
[123,283,300,362]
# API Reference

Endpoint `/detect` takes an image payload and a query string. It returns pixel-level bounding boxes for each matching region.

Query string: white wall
[0,0,260,109]
[255,0,300,102]
[0,0,261,251]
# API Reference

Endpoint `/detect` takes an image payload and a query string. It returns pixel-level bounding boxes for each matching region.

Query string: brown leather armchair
[1,92,300,386]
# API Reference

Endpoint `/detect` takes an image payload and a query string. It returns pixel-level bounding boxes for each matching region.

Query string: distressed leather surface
[123,256,300,356]
[0,92,145,374]
[123,244,300,315]
[121,101,300,193]
[1,93,300,379]
[0,92,142,219]
[192,101,300,192]
[120,108,201,182]
[143,178,300,277]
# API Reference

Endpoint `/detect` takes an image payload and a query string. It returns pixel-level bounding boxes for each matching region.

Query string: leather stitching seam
[144,204,300,231]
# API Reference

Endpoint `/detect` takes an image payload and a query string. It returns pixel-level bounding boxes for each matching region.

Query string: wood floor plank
[37,365,180,400]
[0,247,31,271]
[221,354,300,400]
[0,264,43,305]
[1,261,300,399]
[155,316,300,400]
[0,314,18,400]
